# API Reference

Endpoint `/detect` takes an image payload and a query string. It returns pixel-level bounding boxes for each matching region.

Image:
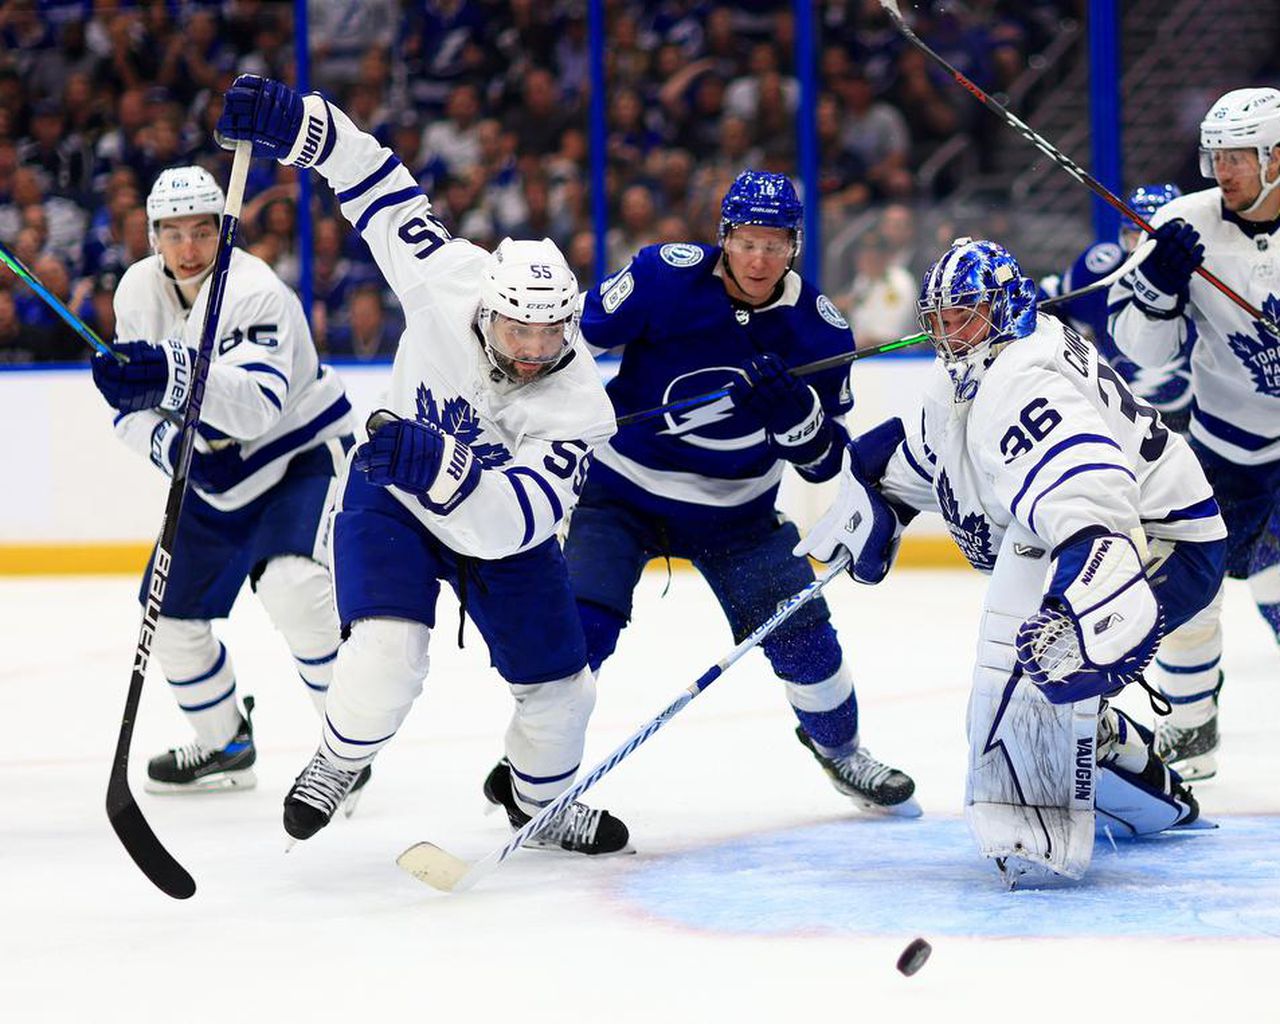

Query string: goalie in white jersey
[90,166,356,794]
[1109,87,1280,780]
[216,75,630,855]
[798,238,1228,886]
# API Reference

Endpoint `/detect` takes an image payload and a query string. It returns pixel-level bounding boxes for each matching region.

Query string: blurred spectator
[877,202,921,277]
[327,285,401,361]
[606,184,658,267]
[607,87,664,170]
[836,73,913,199]
[3,168,88,268]
[421,84,483,177]
[11,254,83,360]
[19,100,94,203]
[725,42,797,122]
[308,0,396,95]
[566,229,597,290]
[837,231,918,349]
[816,94,870,218]
[505,67,570,158]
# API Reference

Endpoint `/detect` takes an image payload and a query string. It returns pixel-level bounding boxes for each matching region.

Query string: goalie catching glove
[353,411,480,515]
[1016,529,1162,704]
[792,420,911,584]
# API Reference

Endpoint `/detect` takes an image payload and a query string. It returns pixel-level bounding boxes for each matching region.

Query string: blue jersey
[1056,241,1194,416]
[581,242,855,519]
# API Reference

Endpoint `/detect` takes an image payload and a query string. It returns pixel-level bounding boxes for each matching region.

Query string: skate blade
[342,789,365,819]
[852,794,923,819]
[1169,753,1218,782]
[144,769,257,795]
[523,838,637,857]
[397,842,472,892]
[995,856,1071,891]
[1174,815,1219,831]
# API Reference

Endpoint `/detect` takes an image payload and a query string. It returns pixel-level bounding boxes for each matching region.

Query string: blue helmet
[1122,182,1182,234]
[719,170,804,254]
[917,238,1037,401]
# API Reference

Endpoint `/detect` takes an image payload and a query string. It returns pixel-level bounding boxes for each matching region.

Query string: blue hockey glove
[189,443,247,494]
[792,445,904,584]
[729,352,833,467]
[1130,220,1204,314]
[217,74,323,165]
[352,411,480,514]
[91,338,195,413]
[1016,529,1162,704]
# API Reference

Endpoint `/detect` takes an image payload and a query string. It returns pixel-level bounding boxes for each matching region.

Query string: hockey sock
[1150,584,1223,727]
[783,662,859,756]
[255,555,342,714]
[156,617,243,748]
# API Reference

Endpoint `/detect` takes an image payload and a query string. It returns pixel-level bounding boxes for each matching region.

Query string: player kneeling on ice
[217,75,630,856]
[89,166,358,798]
[796,238,1228,887]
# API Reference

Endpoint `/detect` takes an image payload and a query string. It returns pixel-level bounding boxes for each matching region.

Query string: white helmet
[477,237,580,382]
[1199,87,1280,212]
[146,165,225,247]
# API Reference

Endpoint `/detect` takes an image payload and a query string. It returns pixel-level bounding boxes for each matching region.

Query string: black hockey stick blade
[107,781,196,900]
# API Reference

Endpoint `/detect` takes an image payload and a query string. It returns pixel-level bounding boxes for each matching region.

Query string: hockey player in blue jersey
[486,170,919,816]
[89,166,359,796]
[1109,87,1280,779]
[1044,184,1194,432]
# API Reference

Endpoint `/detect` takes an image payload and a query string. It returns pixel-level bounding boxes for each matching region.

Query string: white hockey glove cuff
[1127,267,1182,317]
[149,417,180,476]
[793,448,903,584]
[1016,531,1161,701]
[158,337,195,413]
[281,94,334,169]
[425,431,478,512]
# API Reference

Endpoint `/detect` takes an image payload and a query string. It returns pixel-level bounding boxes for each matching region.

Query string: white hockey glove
[793,446,903,584]
[1016,530,1161,704]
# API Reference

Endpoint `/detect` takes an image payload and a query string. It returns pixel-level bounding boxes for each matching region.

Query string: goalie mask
[477,237,580,383]
[1199,87,1280,214]
[917,238,1037,403]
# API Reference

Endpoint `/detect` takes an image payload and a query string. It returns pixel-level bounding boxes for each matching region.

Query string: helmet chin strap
[161,256,217,291]
[1244,151,1280,214]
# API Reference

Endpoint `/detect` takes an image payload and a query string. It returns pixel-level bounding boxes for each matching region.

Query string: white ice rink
[3,567,1278,1022]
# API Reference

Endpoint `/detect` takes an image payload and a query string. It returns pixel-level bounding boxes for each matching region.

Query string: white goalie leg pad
[155,616,242,748]
[1150,583,1224,728]
[505,667,597,816]
[322,617,431,768]
[966,524,1096,883]
[255,555,342,714]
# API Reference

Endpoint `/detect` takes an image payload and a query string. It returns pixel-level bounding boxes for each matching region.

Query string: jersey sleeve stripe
[504,471,536,547]
[353,185,423,234]
[1009,433,1122,518]
[1191,399,1278,452]
[902,442,934,483]
[257,383,283,410]
[1145,496,1222,524]
[239,361,291,392]
[335,153,402,202]
[505,466,564,524]
[239,394,352,477]
[1026,462,1136,535]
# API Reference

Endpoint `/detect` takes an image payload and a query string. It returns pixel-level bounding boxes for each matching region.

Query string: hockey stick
[105,141,252,900]
[1040,238,1155,311]
[877,0,1280,337]
[615,332,928,428]
[397,551,852,893]
[0,239,124,362]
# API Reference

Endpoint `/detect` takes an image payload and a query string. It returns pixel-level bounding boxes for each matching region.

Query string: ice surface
[2,569,1276,1021]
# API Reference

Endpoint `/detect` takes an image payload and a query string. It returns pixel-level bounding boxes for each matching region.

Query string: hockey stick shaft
[1040,238,1155,311]
[0,239,123,362]
[877,0,1278,336]
[397,552,851,893]
[614,333,928,428]
[105,141,252,900]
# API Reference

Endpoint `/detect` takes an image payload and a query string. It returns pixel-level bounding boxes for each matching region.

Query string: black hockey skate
[795,726,921,817]
[283,750,373,842]
[145,696,257,794]
[1155,706,1220,782]
[483,758,631,855]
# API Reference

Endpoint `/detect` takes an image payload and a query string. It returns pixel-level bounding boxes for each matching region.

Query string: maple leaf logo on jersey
[415,384,512,468]
[1226,294,1280,398]
[935,469,995,571]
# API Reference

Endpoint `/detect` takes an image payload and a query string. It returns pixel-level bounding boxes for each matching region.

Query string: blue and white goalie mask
[916,238,1037,403]
[477,237,581,384]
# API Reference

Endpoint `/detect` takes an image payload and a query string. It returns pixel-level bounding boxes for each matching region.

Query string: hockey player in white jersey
[1109,87,1280,780]
[90,166,357,794]
[797,238,1227,886]
[215,75,630,854]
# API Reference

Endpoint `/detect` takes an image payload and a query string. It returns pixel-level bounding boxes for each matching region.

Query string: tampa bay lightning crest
[1226,294,1280,397]
[656,367,766,450]
[415,384,511,467]
[936,469,995,571]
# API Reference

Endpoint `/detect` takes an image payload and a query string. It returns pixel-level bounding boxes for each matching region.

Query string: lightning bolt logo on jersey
[581,243,854,517]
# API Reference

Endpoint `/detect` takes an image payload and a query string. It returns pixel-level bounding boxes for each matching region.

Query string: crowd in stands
[0,0,1077,364]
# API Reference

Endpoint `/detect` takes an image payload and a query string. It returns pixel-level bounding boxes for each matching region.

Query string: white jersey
[1109,186,1280,465]
[879,316,1226,570]
[313,101,616,561]
[112,249,353,511]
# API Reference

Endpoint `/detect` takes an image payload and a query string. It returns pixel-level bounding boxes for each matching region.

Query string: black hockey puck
[896,937,932,976]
